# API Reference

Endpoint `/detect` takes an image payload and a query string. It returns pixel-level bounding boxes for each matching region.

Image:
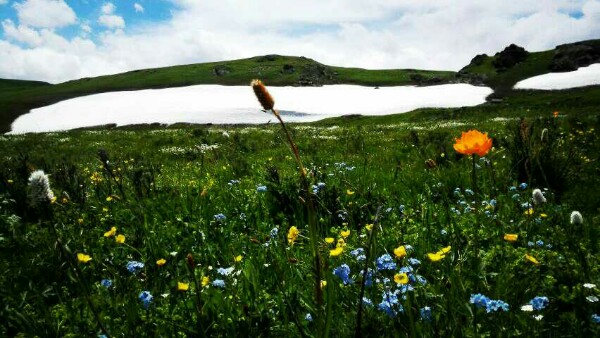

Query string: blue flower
[470,293,491,309]
[529,296,549,310]
[212,279,226,288]
[305,313,312,322]
[350,248,366,262]
[362,297,373,307]
[521,202,532,209]
[256,185,267,192]
[486,299,509,313]
[362,269,374,287]
[100,279,113,288]
[519,182,528,190]
[420,306,432,322]
[454,187,461,196]
[399,266,413,274]
[376,254,396,271]
[217,266,235,276]
[399,205,406,213]
[546,244,553,249]
[228,179,240,186]
[408,258,421,266]
[378,291,403,317]
[440,229,448,236]
[270,227,278,239]
[536,240,544,247]
[333,264,352,285]
[126,261,145,274]
[399,284,414,293]
[489,199,497,207]
[139,291,153,308]
[415,275,428,285]
[214,213,226,222]
[528,241,535,247]
[592,314,600,323]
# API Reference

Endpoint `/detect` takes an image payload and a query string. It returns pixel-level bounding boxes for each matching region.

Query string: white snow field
[9,84,492,134]
[514,63,600,90]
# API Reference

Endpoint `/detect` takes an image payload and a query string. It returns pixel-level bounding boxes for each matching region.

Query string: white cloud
[12,0,77,29]
[2,0,600,83]
[134,3,144,13]
[0,0,9,5]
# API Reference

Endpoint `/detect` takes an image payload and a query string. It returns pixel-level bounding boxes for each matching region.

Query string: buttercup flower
[77,253,92,263]
[103,226,117,238]
[394,273,409,284]
[394,245,407,258]
[115,234,125,244]
[453,130,493,156]
[525,254,540,265]
[287,226,299,245]
[330,247,344,257]
[504,234,518,242]
[201,276,210,287]
[156,258,166,267]
[177,282,189,292]
[340,229,350,238]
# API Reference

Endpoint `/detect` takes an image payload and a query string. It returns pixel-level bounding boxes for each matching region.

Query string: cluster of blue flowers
[350,248,366,262]
[470,293,509,313]
[333,264,352,285]
[213,213,226,222]
[139,291,153,309]
[126,261,144,274]
[212,279,226,288]
[378,290,404,317]
[376,254,396,271]
[528,240,552,249]
[529,296,549,310]
[311,182,326,194]
[217,266,235,276]
[256,185,267,192]
[100,279,113,288]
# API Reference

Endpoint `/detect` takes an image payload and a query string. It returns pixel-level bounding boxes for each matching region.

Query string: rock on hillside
[549,40,600,72]
[492,44,529,71]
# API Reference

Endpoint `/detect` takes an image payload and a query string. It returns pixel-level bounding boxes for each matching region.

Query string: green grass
[0,105,599,336]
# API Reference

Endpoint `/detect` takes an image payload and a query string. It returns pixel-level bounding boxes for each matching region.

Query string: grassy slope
[0,55,455,133]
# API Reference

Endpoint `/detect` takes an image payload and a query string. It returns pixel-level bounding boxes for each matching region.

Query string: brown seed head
[251,79,275,111]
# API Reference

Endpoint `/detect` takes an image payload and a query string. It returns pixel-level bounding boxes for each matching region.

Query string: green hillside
[0,55,455,133]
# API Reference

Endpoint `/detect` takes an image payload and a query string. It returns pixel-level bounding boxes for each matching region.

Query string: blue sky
[1,1,599,83]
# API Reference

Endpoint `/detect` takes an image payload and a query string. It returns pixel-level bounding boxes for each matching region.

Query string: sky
[1,0,599,84]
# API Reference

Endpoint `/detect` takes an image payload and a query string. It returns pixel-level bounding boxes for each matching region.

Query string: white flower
[533,315,544,321]
[28,170,54,207]
[583,283,597,289]
[521,305,534,312]
[586,296,599,303]
[570,211,583,225]
[532,189,546,205]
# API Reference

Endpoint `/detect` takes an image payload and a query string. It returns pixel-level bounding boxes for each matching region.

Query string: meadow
[1,96,599,337]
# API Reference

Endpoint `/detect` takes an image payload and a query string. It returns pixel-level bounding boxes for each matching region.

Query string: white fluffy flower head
[570,211,583,225]
[532,189,546,205]
[28,170,54,207]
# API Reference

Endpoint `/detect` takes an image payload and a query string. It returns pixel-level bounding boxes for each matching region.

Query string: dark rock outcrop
[297,63,338,86]
[212,65,231,76]
[492,44,529,71]
[549,40,600,72]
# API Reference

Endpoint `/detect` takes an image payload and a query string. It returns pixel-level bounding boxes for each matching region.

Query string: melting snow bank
[9,84,492,134]
[514,63,600,90]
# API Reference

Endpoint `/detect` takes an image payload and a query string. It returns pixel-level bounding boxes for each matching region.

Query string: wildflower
[570,211,583,225]
[420,306,432,322]
[251,79,275,111]
[525,254,540,265]
[530,296,549,310]
[201,276,210,287]
[504,234,518,242]
[521,304,534,312]
[333,264,352,285]
[587,296,599,303]
[427,246,451,262]
[27,170,55,207]
[305,313,313,322]
[77,253,92,263]
[330,246,344,257]
[536,240,544,247]
[592,314,600,323]
[350,248,366,262]
[408,258,421,266]
[156,258,166,266]
[256,185,267,192]
[217,267,235,276]
[324,237,335,244]
[320,280,327,288]
[212,279,226,288]
[101,279,113,288]
[440,229,448,236]
[346,189,355,196]
[553,111,559,118]
[287,226,299,245]
[340,229,350,238]
[486,299,509,313]
[519,183,528,190]
[214,213,226,222]
[106,196,113,202]
[90,172,103,184]
[362,297,373,307]
[394,245,407,258]
[470,293,491,309]
[269,227,278,239]
[376,254,397,270]
[464,189,475,196]
[524,208,534,215]
[139,291,153,308]
[103,226,117,237]
[394,273,409,285]
[532,189,546,205]
[584,283,597,289]
[234,255,243,262]
[533,315,544,321]
[115,234,125,244]
[177,282,189,291]
[126,261,145,274]
[365,223,373,231]
[362,269,374,287]
[453,130,493,156]
[378,291,403,317]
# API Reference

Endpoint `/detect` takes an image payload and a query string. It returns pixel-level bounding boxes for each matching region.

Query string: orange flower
[453,130,493,157]
[553,111,559,118]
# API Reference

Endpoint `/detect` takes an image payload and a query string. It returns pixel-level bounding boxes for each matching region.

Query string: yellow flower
[234,255,243,262]
[525,254,540,265]
[346,189,355,196]
[453,130,493,156]
[156,258,166,267]
[540,213,548,218]
[106,196,113,202]
[394,245,407,258]
[340,230,350,238]
[77,253,92,263]
[504,234,518,242]
[102,207,109,213]
[394,273,409,284]
[177,282,189,291]
[78,218,84,225]
[330,247,344,257]
[427,252,445,262]
[438,246,451,255]
[337,238,346,247]
[325,237,335,244]
[7,179,13,184]
[103,226,117,237]
[115,234,125,244]
[524,208,534,215]
[201,276,210,287]
[287,226,299,245]
[365,224,373,231]
[320,280,327,289]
